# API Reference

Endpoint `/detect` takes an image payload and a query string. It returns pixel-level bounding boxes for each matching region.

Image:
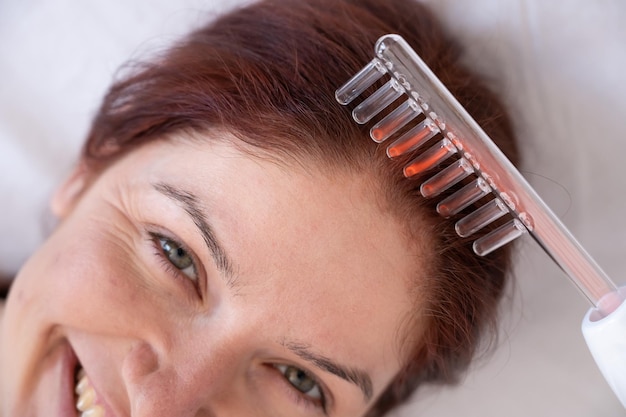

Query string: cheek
[12,214,152,333]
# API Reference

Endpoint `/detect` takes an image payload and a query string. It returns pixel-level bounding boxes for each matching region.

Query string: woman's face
[0,135,424,417]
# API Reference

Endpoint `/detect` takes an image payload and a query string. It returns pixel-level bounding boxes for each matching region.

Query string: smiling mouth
[74,365,105,417]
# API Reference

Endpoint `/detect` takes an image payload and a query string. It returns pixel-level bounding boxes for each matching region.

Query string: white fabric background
[1,1,625,415]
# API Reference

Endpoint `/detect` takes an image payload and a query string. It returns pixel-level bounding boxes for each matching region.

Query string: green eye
[158,236,197,281]
[275,364,322,399]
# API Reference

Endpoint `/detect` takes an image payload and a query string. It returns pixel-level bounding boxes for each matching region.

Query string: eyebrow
[284,341,374,402]
[153,182,236,286]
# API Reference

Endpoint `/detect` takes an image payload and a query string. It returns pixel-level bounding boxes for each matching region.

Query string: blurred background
[1,0,625,415]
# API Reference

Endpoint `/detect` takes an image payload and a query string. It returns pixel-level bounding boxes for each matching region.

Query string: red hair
[82,0,519,415]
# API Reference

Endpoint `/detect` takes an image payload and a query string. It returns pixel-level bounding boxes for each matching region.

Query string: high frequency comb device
[336,34,626,407]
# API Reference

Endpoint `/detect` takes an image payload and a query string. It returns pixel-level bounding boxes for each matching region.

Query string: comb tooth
[370,99,422,143]
[352,79,404,124]
[455,198,509,237]
[420,158,474,198]
[335,58,386,105]
[473,219,527,256]
[386,118,439,158]
[436,177,491,218]
[402,138,456,178]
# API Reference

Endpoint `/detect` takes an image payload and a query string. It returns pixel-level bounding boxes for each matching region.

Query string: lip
[73,356,121,417]
[58,342,80,417]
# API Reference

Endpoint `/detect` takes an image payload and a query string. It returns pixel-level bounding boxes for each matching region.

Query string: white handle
[582,291,626,408]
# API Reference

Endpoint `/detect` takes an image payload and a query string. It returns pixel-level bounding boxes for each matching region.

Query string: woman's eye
[156,235,198,282]
[275,364,323,400]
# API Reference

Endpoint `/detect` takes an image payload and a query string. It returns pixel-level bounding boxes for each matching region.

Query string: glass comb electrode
[335,34,622,317]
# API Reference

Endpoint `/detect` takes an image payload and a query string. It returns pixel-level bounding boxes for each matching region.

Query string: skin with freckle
[0,138,420,417]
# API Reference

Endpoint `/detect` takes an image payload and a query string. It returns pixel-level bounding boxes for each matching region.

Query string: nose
[121,341,229,417]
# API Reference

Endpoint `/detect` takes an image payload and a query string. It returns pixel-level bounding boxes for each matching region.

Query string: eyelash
[147,230,203,298]
[272,364,329,415]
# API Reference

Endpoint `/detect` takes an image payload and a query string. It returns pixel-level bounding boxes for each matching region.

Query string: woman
[0,0,518,416]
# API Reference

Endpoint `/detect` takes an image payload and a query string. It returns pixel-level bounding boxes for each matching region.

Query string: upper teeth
[75,367,105,417]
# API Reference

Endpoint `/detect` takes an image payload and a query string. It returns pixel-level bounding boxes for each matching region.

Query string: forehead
[115,134,425,382]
